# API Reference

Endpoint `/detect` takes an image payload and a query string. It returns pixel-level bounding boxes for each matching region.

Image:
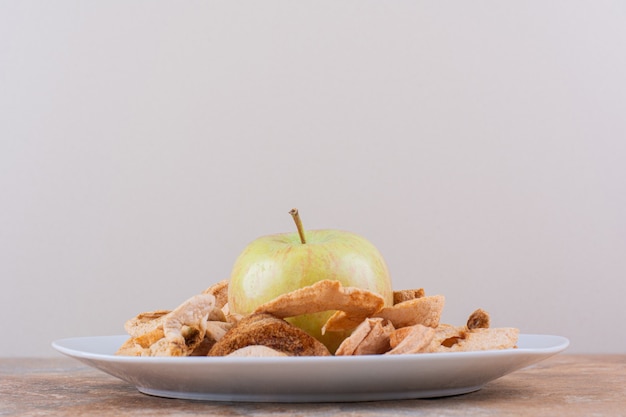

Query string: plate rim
[52,333,569,362]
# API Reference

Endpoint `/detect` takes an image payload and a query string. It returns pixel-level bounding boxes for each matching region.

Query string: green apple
[228,209,393,353]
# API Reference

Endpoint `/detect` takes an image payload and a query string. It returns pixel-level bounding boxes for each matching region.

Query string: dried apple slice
[386,324,436,355]
[209,313,331,356]
[145,293,217,356]
[466,308,490,330]
[123,310,170,338]
[202,279,229,310]
[227,345,289,357]
[425,326,519,353]
[393,288,425,305]
[253,280,385,333]
[335,318,395,356]
[373,295,445,328]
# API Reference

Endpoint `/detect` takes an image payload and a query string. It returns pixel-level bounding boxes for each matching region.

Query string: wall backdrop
[1,1,625,356]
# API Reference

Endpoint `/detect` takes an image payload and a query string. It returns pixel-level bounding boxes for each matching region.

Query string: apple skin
[228,229,393,353]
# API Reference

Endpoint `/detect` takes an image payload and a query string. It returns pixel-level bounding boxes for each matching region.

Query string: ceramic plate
[52,334,568,402]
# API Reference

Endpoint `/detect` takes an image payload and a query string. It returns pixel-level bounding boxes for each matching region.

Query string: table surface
[1,354,625,416]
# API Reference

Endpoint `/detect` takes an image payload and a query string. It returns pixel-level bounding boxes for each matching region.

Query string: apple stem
[289,208,307,244]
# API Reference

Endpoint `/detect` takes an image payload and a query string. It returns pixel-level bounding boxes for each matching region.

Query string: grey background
[1,1,625,355]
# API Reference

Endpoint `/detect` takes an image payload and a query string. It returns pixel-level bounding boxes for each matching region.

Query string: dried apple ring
[372,295,445,328]
[253,280,385,333]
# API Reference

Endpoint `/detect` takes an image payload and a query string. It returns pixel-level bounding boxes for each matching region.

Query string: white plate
[52,334,568,402]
